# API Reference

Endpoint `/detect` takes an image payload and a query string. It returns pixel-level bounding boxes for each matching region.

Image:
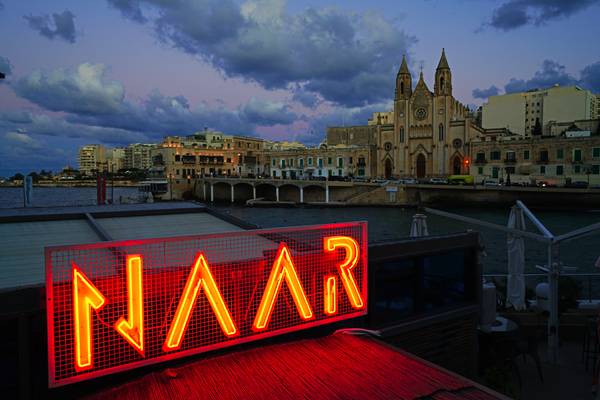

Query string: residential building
[471,119,600,185]
[106,147,125,173]
[124,143,156,170]
[482,85,598,136]
[327,49,483,178]
[78,145,106,176]
[266,144,375,179]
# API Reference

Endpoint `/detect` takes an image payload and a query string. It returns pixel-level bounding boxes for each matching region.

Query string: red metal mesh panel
[46,222,367,387]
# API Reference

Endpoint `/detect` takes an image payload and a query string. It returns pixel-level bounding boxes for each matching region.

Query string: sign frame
[45,221,368,387]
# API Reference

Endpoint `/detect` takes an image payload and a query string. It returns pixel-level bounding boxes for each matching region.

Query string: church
[327,49,483,179]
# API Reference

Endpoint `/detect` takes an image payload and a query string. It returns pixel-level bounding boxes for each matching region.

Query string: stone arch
[233,182,253,203]
[279,184,301,202]
[384,158,393,179]
[416,154,426,178]
[255,183,277,201]
[303,185,326,203]
[212,182,232,202]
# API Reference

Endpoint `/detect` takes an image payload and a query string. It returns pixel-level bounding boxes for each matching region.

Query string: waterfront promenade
[195,177,600,209]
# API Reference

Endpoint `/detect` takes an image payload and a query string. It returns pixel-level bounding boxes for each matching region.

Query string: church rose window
[414,107,427,121]
[384,142,392,151]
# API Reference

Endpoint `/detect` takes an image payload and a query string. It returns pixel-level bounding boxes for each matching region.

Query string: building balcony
[504,158,517,164]
[474,158,487,165]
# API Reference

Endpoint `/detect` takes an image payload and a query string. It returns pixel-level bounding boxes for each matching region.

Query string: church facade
[327,49,484,179]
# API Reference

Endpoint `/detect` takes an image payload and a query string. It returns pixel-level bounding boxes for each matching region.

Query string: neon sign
[46,222,368,387]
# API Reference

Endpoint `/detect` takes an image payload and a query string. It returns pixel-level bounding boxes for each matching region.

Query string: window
[328,157,332,165]
[505,151,516,161]
[539,150,548,162]
[540,166,546,174]
[338,157,343,168]
[308,157,313,166]
[556,149,564,159]
[289,159,294,167]
[524,150,530,160]
[574,165,581,174]
[272,159,276,166]
[490,151,501,160]
[226,158,232,163]
[299,158,304,168]
[556,165,563,175]
[318,158,323,168]
[175,155,181,162]
[478,167,483,175]
[593,148,600,158]
[349,157,353,164]
[400,127,405,143]
[280,159,286,168]
[438,124,444,141]
[475,152,485,162]
[338,169,343,176]
[384,142,392,151]
[573,149,582,162]
[358,157,366,166]
[593,165,600,175]
[358,168,365,176]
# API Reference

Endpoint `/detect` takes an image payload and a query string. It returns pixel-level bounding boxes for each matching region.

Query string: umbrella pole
[547,243,559,363]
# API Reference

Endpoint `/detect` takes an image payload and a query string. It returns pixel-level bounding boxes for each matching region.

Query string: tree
[10,173,24,181]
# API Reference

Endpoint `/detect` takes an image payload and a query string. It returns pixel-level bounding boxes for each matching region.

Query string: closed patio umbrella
[410,214,429,237]
[507,206,526,310]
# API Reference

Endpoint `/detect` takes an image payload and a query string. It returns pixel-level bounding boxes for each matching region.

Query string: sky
[1,0,600,176]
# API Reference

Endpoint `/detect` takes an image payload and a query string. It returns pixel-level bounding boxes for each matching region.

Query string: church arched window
[400,127,405,143]
[400,81,404,95]
[438,124,444,141]
[440,76,445,91]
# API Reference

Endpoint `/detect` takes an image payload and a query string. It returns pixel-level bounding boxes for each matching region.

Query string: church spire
[395,54,412,100]
[399,54,410,75]
[434,48,452,96]
[436,48,450,70]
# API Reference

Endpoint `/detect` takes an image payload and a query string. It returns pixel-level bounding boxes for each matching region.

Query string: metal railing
[483,272,600,304]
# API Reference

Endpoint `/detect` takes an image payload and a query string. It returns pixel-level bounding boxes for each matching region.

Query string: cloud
[23,10,77,43]
[504,60,579,93]
[13,63,125,114]
[106,0,416,107]
[9,62,299,146]
[472,85,501,99]
[5,131,42,150]
[580,62,600,93]
[486,0,599,31]
[0,56,12,82]
[291,86,322,109]
[240,97,296,126]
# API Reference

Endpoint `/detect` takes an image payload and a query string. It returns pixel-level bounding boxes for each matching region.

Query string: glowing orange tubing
[324,236,364,309]
[253,243,313,330]
[115,255,145,355]
[72,264,106,371]
[324,275,337,315]
[164,253,237,351]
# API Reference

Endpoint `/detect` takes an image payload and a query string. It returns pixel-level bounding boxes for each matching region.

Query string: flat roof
[0,202,249,290]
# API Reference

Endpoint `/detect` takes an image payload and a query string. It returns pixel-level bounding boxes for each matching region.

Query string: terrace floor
[505,340,591,400]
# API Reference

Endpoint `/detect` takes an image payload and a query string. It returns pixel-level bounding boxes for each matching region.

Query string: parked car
[482,178,500,187]
[428,177,448,185]
[565,181,589,189]
[402,178,418,184]
[448,175,474,185]
[536,180,557,188]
